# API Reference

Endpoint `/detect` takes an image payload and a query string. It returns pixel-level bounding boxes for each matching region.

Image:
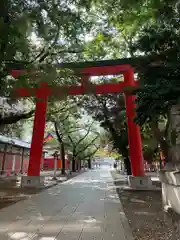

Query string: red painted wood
[28,83,48,176]
[22,156,29,172]
[13,81,138,98]
[124,70,145,176]
[9,69,24,78]
[44,158,69,169]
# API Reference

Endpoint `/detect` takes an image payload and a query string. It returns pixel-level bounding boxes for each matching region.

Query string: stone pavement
[0,166,133,240]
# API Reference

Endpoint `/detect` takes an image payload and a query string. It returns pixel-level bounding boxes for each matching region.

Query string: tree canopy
[0,0,94,128]
[2,0,180,169]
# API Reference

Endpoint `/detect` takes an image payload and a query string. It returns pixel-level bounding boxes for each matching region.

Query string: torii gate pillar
[124,70,144,176]
[124,70,152,188]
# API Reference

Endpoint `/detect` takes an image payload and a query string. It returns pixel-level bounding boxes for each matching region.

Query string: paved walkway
[0,167,133,240]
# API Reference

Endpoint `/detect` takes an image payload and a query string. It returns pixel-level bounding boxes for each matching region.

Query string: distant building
[0,135,46,175]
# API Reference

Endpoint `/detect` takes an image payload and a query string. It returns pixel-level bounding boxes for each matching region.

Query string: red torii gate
[10,61,145,178]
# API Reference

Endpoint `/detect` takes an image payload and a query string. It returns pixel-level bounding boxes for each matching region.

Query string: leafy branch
[0,109,34,126]
[76,135,99,157]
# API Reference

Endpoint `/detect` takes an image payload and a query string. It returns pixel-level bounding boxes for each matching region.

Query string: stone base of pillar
[159,162,180,238]
[128,175,152,189]
[21,176,45,188]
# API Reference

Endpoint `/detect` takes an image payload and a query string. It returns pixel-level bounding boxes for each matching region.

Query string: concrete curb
[118,186,161,191]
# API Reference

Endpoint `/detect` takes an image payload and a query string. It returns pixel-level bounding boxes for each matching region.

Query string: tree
[46,117,99,172]
[45,97,100,173]
[95,0,180,168]
[0,98,34,123]
[1,0,92,74]
[0,97,34,137]
[99,130,112,148]
[0,0,95,131]
[78,0,162,174]
[45,98,79,174]
[84,0,180,168]
[65,119,99,171]
[129,1,180,165]
[80,87,132,175]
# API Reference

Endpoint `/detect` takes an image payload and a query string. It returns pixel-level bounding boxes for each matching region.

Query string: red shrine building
[0,134,45,175]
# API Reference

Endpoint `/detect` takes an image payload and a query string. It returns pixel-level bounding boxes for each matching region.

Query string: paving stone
[0,167,133,240]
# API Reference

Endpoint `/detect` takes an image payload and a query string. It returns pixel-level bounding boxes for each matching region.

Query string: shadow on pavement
[0,170,85,210]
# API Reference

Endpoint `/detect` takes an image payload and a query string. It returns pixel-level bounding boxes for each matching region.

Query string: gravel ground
[110,170,175,240]
[118,189,174,240]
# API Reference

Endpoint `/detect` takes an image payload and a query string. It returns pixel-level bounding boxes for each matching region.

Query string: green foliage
[0,0,96,136]
[0,120,24,138]
[80,91,129,158]
[45,99,100,161]
[124,0,180,126]
[0,0,94,95]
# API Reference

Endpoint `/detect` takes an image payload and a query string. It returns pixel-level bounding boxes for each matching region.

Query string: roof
[58,57,143,70]
[7,56,178,78]
[0,134,46,151]
[56,56,178,70]
[0,135,30,148]
[7,57,141,70]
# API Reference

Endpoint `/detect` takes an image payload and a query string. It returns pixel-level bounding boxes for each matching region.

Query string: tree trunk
[54,122,66,174]
[119,147,132,176]
[0,110,34,126]
[72,156,76,172]
[60,142,66,175]
[76,160,80,171]
[151,121,169,163]
[124,157,132,175]
[88,158,92,169]
[159,157,162,169]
